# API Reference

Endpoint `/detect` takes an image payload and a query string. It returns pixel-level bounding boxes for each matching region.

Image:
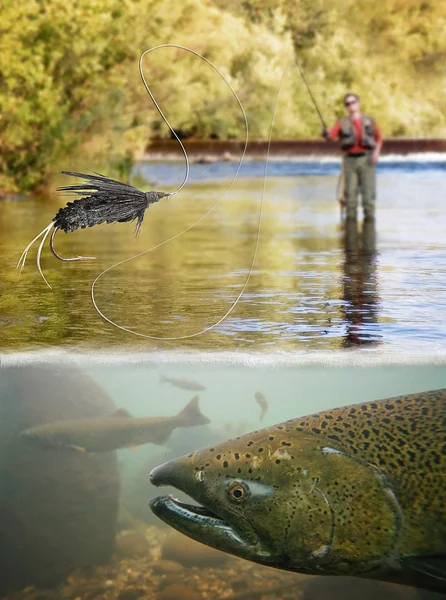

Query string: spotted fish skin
[149,389,446,593]
[289,388,446,557]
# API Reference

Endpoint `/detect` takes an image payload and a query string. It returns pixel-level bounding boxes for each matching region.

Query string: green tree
[0,0,139,194]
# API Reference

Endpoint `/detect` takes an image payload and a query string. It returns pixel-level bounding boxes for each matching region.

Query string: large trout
[149,389,446,593]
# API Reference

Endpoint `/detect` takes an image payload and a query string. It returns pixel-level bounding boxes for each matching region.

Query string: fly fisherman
[322,93,383,220]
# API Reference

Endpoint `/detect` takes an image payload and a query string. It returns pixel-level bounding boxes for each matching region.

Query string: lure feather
[17,170,169,289]
[55,171,168,235]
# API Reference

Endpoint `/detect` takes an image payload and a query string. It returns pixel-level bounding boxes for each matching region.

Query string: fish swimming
[21,396,210,452]
[149,388,446,594]
[160,374,207,391]
[254,392,268,421]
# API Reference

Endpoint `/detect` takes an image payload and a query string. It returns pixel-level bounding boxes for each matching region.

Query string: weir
[140,138,446,161]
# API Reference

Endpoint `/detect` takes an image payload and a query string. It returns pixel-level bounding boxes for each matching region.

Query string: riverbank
[139,138,446,162]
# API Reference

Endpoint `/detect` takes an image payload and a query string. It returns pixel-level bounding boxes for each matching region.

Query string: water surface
[1,157,445,351]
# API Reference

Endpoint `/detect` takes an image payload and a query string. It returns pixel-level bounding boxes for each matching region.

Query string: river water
[1,359,446,598]
[0,155,445,352]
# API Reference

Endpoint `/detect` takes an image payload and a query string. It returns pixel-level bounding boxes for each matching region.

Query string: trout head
[20,424,69,449]
[149,427,403,575]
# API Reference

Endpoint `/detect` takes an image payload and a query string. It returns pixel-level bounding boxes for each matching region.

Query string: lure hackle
[17,170,169,289]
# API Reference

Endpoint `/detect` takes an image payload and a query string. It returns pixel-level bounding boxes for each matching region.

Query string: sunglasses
[345,99,358,106]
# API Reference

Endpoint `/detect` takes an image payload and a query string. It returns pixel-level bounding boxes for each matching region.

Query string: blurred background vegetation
[1,0,445,194]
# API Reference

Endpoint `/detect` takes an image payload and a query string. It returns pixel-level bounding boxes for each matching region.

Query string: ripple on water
[1,162,446,351]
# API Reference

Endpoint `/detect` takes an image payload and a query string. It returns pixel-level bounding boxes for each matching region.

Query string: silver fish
[21,396,210,452]
[160,374,207,391]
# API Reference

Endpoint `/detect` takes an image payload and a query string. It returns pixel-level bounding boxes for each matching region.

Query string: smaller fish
[20,396,210,452]
[254,392,268,421]
[160,374,207,392]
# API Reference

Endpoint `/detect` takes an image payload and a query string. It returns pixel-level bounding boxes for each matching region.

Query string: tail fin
[176,396,210,428]
[159,374,167,385]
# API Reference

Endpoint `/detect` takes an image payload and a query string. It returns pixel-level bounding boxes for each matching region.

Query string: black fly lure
[17,170,169,288]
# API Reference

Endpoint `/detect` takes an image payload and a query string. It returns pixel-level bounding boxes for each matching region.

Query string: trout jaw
[149,459,276,563]
[149,494,273,562]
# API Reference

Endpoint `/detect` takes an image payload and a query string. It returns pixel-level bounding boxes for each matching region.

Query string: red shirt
[328,115,382,154]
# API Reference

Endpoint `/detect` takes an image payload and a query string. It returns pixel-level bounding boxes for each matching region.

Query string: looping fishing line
[92,47,291,341]
[17,44,290,341]
[91,43,256,340]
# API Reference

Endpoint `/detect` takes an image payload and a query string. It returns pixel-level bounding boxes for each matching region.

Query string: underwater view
[1,358,445,600]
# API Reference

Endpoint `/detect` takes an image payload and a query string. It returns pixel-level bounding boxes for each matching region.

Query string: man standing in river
[322,93,383,220]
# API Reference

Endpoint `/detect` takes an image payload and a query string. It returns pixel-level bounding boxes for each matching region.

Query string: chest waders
[339,116,377,220]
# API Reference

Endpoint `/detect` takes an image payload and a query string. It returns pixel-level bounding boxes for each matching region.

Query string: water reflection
[2,167,446,351]
[341,217,382,347]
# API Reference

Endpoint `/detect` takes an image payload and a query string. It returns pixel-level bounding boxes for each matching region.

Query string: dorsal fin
[176,396,210,427]
[110,408,132,418]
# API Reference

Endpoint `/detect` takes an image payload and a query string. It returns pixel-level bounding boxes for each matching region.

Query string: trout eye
[227,480,249,502]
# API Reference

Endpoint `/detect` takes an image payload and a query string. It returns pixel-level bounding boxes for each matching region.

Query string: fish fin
[150,430,173,445]
[110,408,133,418]
[404,556,446,583]
[176,396,211,428]
[159,374,167,384]
[67,445,87,453]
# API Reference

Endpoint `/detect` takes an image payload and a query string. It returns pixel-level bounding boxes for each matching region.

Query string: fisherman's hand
[371,150,379,164]
[322,127,330,141]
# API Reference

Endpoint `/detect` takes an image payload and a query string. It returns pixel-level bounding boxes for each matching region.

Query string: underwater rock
[162,531,233,568]
[117,587,148,600]
[115,531,149,558]
[153,559,184,574]
[0,364,121,596]
[117,501,140,532]
[156,582,201,600]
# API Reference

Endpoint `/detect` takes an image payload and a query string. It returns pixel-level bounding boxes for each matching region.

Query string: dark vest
[339,115,376,150]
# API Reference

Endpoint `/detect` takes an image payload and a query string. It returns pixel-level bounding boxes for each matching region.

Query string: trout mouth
[149,462,269,558]
[149,495,246,540]
[149,493,261,549]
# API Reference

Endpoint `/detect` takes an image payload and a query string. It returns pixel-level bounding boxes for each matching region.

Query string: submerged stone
[162,530,233,568]
[156,582,201,600]
[0,364,120,595]
[115,530,149,558]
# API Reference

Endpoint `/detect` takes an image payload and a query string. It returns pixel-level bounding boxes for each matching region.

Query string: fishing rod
[294,57,345,216]
[294,57,328,130]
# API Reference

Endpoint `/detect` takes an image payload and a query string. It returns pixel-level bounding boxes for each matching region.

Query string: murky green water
[1,163,445,352]
[1,359,445,599]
